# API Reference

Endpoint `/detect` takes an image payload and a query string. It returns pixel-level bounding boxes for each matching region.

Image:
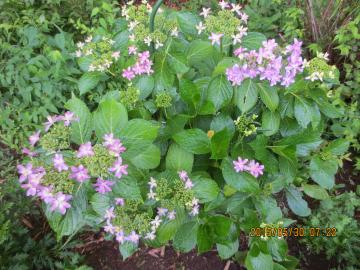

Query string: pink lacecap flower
[209,33,224,46]
[109,157,128,179]
[184,179,194,190]
[122,67,135,80]
[62,111,79,126]
[157,207,168,217]
[70,165,90,183]
[50,192,72,215]
[115,197,125,206]
[17,163,33,183]
[44,115,61,131]
[116,230,125,244]
[125,231,140,244]
[103,133,115,147]
[128,46,137,55]
[247,160,264,178]
[22,147,37,157]
[178,170,189,182]
[104,223,116,234]
[104,207,115,220]
[53,153,69,172]
[168,210,176,220]
[38,186,54,204]
[93,178,114,194]
[76,142,94,158]
[190,205,199,216]
[233,157,249,172]
[29,131,40,146]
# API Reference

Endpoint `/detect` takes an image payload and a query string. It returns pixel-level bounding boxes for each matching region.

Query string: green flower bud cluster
[205,10,241,37]
[40,124,70,152]
[305,56,336,82]
[234,114,258,138]
[155,92,172,108]
[155,178,195,211]
[75,36,119,72]
[113,199,152,234]
[80,145,116,177]
[120,85,140,110]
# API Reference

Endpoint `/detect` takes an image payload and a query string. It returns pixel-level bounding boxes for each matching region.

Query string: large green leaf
[210,128,232,159]
[179,79,201,112]
[241,32,267,50]
[294,97,312,128]
[65,94,93,144]
[285,186,311,217]
[197,224,213,253]
[173,129,211,154]
[177,11,200,36]
[192,176,220,203]
[119,242,137,260]
[166,143,194,172]
[186,40,214,66]
[93,98,128,138]
[112,176,142,200]
[206,75,233,110]
[78,72,102,95]
[262,110,280,136]
[309,155,338,189]
[173,221,199,252]
[245,246,274,270]
[216,239,239,259]
[90,193,110,217]
[131,144,160,169]
[234,79,258,112]
[157,207,188,244]
[221,157,260,192]
[302,184,329,200]
[258,83,279,112]
[135,76,154,100]
[154,51,175,90]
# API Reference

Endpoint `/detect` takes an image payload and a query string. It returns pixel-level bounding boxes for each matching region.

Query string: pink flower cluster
[226,39,304,87]
[178,171,199,216]
[233,157,264,178]
[103,206,141,244]
[122,50,153,81]
[17,163,72,215]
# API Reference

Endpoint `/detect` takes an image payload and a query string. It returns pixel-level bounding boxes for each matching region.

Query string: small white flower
[231,3,241,15]
[84,48,93,56]
[77,42,84,49]
[122,7,129,19]
[147,190,156,200]
[129,34,136,42]
[150,216,162,228]
[141,0,147,4]
[112,51,120,60]
[316,51,329,61]
[237,25,248,37]
[196,22,206,35]
[200,7,211,18]
[219,1,229,9]
[191,198,199,206]
[190,205,199,216]
[155,40,163,49]
[240,12,249,23]
[168,210,176,220]
[144,36,152,46]
[88,64,96,72]
[129,20,139,31]
[109,39,115,45]
[232,33,242,45]
[85,35,92,43]
[75,50,82,57]
[171,27,179,37]
[145,231,156,240]
[148,177,157,189]
[302,59,310,68]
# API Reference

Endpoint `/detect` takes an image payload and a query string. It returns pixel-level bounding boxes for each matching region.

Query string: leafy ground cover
[1,0,359,270]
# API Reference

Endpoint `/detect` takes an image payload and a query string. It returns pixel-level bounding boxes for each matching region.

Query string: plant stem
[149,0,164,52]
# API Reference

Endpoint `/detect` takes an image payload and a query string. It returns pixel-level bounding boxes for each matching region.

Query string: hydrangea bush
[17,0,350,268]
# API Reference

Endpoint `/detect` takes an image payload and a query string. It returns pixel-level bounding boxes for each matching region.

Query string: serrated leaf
[234,79,258,112]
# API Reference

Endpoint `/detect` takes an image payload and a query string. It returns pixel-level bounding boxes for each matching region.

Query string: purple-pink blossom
[44,115,60,131]
[53,154,69,172]
[49,192,72,215]
[247,160,264,178]
[109,157,128,179]
[61,111,78,126]
[209,33,223,46]
[104,207,115,220]
[76,142,94,158]
[29,131,40,146]
[178,170,189,181]
[22,147,37,157]
[115,197,125,206]
[38,186,54,203]
[93,178,114,194]
[125,231,140,244]
[70,165,90,183]
[233,157,249,172]
[122,50,153,81]
[116,230,125,244]
[17,163,33,183]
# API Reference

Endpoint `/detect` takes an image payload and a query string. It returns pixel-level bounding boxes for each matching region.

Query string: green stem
[149,0,164,52]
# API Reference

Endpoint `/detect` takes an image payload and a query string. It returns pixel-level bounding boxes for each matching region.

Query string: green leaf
[216,240,239,259]
[208,215,232,237]
[262,110,280,136]
[324,138,350,156]
[210,128,232,159]
[135,76,154,100]
[245,246,274,270]
[78,72,102,95]
[285,186,311,217]
[90,193,110,217]
[212,57,239,77]
[186,40,214,66]
[173,221,199,252]
[197,225,213,253]
[173,129,211,154]
[131,144,160,169]
[154,52,175,90]
[309,155,338,189]
[177,11,200,36]
[119,242,137,260]
[112,176,142,200]
[241,32,267,50]
[120,119,158,143]
[258,83,279,112]
[65,94,93,144]
[179,79,201,112]
[167,51,189,74]
[166,143,194,172]
[302,184,329,200]
[234,79,258,112]
[157,207,187,244]
[93,99,128,138]
[294,97,312,128]
[192,176,220,203]
[221,157,260,192]
[206,75,233,110]
[113,30,129,51]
